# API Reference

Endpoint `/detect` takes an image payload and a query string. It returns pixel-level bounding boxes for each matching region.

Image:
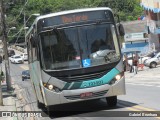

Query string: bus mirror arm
[114,14,125,36]
[118,24,125,36]
[53,28,63,40]
[53,28,59,35]
[114,14,120,24]
[31,35,37,48]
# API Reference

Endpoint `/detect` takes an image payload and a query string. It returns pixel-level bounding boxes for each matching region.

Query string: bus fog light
[48,85,54,90]
[115,74,121,80]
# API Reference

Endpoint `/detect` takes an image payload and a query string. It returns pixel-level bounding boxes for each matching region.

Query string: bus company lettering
[62,15,88,23]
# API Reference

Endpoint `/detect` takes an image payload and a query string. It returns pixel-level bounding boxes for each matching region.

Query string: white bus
[26,7,125,113]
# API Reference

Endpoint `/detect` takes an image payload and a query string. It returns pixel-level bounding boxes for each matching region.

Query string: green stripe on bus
[79,68,120,89]
[68,82,82,89]
[62,68,120,90]
[63,83,71,90]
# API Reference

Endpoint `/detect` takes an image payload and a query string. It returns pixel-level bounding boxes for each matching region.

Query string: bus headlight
[43,82,61,92]
[48,85,54,90]
[109,72,124,85]
[115,74,121,80]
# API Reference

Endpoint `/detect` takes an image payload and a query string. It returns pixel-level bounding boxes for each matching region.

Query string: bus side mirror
[118,24,125,36]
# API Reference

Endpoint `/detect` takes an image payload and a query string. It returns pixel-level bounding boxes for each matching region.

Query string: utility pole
[0,0,12,91]
[24,11,26,43]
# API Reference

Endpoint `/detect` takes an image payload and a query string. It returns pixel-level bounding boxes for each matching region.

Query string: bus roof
[36,7,112,21]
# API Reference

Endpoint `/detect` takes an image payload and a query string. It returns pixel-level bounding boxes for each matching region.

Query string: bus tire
[37,100,45,109]
[47,106,52,117]
[106,96,117,107]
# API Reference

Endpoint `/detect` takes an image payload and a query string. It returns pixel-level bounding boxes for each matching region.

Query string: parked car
[20,53,28,61]
[9,55,24,64]
[140,52,158,64]
[144,52,160,68]
[8,50,15,57]
[2,49,15,59]
[22,70,30,81]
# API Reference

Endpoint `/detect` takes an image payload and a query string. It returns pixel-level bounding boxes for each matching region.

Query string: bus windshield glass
[40,23,120,70]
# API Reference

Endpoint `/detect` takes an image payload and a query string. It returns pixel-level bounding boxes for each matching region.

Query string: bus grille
[57,70,109,82]
[64,90,108,100]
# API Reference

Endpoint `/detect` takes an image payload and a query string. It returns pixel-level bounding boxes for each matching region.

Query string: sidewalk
[0,60,31,120]
[0,82,17,120]
[125,65,160,83]
[125,66,149,78]
[0,61,17,120]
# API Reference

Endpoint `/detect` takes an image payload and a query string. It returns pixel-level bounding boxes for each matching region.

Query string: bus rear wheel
[106,96,117,107]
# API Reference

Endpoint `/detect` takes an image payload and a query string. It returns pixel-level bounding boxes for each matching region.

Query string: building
[122,20,150,55]
[141,0,160,51]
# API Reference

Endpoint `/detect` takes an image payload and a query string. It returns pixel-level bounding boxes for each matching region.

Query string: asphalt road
[9,61,160,120]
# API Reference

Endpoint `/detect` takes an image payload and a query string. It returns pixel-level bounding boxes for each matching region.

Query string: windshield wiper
[92,50,116,62]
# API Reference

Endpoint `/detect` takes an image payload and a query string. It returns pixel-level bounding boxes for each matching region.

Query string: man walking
[133,56,138,75]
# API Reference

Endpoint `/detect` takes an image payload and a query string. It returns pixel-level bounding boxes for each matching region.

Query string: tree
[3,0,143,43]
[97,0,143,21]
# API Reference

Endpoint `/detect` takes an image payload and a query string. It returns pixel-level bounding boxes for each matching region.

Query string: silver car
[144,52,160,68]
[21,53,28,61]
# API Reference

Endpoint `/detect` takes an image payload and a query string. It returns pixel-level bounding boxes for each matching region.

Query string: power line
[14,29,23,44]
[10,0,28,23]
[9,0,29,44]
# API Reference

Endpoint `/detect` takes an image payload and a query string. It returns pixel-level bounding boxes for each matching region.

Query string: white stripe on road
[19,65,29,70]
[126,83,160,87]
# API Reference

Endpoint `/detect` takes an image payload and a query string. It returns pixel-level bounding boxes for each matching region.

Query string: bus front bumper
[43,77,125,106]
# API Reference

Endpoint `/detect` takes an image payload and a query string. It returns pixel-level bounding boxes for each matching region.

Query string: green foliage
[97,0,143,21]
[5,0,143,43]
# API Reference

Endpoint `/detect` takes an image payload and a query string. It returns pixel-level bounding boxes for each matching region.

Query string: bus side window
[28,36,33,63]
[30,34,38,61]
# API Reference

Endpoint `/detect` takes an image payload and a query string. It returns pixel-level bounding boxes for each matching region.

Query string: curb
[13,84,35,120]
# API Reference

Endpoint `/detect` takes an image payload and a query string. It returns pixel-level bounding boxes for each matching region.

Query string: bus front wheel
[37,100,45,109]
[106,96,117,107]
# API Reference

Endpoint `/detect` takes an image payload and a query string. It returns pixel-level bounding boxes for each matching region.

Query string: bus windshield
[40,23,120,70]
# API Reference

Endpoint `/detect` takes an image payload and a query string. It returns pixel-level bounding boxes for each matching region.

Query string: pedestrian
[133,56,138,75]
[129,57,133,73]
[123,57,126,72]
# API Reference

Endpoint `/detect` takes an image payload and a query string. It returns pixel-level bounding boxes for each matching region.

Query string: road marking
[19,65,29,70]
[133,105,156,111]
[118,102,160,119]
[118,104,141,111]
[119,102,158,111]
[126,83,160,87]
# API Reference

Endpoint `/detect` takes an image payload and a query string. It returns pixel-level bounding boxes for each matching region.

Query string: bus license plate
[80,92,93,98]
